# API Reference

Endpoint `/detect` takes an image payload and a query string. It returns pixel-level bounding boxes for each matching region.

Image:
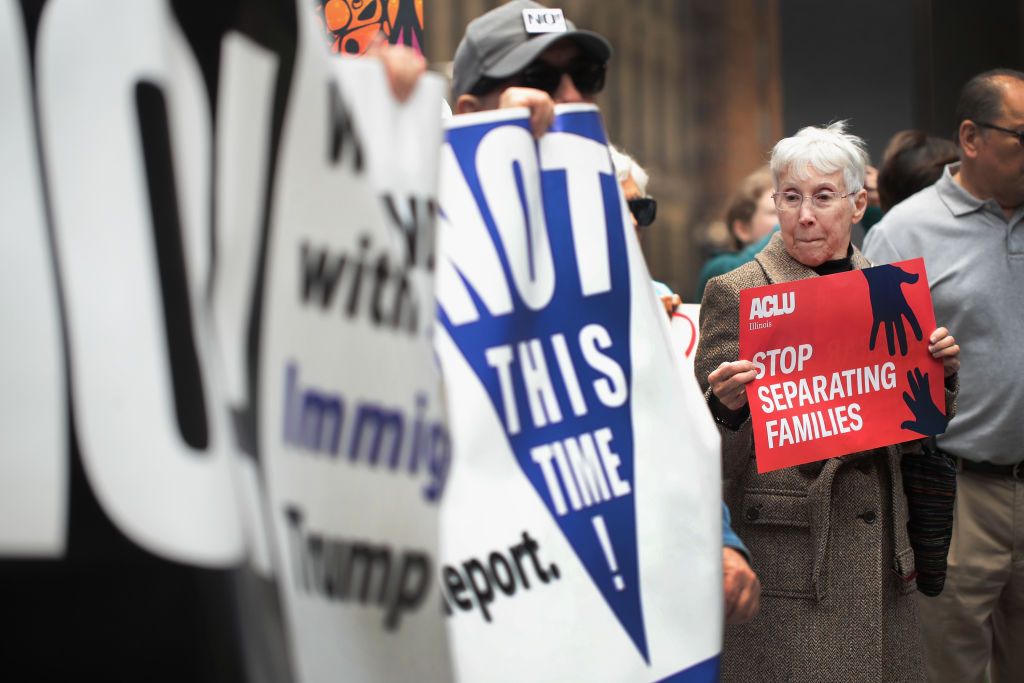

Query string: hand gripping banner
[435,105,723,682]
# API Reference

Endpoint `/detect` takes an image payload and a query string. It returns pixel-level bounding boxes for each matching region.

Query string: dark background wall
[781,0,1024,160]
[914,0,1024,138]
[779,0,915,161]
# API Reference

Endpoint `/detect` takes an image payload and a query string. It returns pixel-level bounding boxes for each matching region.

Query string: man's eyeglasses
[975,121,1024,147]
[628,198,657,227]
[771,190,857,212]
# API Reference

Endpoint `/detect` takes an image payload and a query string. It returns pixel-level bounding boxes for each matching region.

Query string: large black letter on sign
[136,81,210,450]
[328,80,364,171]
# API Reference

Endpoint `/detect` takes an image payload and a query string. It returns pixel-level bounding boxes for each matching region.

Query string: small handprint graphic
[901,367,947,436]
[862,264,923,356]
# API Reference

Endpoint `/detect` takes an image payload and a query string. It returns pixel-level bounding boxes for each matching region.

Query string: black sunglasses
[628,198,657,227]
[514,57,607,97]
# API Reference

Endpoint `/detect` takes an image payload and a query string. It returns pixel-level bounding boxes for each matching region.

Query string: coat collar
[754,231,871,284]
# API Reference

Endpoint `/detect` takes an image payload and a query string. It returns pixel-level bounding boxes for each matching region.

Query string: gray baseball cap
[451,0,612,99]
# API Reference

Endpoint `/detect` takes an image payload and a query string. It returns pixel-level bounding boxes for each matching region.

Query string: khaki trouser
[916,468,1024,683]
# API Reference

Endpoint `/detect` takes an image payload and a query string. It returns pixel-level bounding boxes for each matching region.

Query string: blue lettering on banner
[438,109,649,661]
[281,361,451,502]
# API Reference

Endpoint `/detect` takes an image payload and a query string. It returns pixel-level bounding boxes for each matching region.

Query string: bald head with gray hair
[770,121,869,204]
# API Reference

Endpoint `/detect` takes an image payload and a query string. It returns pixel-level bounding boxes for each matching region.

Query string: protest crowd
[3,1,1023,682]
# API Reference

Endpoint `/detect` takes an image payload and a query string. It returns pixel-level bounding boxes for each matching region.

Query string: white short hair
[609,145,650,196]
[770,121,869,200]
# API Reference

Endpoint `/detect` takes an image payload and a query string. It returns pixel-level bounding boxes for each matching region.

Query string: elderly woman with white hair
[694,122,961,682]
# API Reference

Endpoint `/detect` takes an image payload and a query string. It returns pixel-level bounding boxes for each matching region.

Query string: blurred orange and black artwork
[316,0,424,56]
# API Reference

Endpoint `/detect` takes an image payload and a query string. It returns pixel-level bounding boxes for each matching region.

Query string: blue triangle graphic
[439,110,649,661]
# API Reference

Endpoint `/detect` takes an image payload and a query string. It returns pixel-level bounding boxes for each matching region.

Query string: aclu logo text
[749,292,795,320]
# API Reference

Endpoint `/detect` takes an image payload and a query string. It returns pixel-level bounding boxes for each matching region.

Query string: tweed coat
[695,233,957,683]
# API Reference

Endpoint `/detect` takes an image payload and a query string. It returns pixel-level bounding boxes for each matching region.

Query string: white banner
[250,2,453,680]
[0,0,67,556]
[435,105,723,682]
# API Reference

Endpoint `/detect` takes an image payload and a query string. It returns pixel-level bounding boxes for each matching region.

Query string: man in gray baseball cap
[448,1,766,635]
[452,0,612,137]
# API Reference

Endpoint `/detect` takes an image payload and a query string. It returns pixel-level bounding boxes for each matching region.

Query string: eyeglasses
[975,121,1024,146]
[771,190,857,212]
[514,57,607,97]
[628,197,657,226]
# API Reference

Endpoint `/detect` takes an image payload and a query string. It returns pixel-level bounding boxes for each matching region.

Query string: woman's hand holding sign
[708,360,758,411]
[928,326,960,378]
[899,328,958,435]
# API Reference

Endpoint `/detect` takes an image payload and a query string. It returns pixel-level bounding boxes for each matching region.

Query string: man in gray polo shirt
[864,68,1024,683]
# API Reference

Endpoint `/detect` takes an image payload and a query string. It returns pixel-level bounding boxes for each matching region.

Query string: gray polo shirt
[863,164,1024,464]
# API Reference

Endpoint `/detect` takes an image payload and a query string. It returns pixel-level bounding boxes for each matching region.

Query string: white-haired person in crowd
[694,122,961,682]
[610,145,761,626]
[608,146,678,312]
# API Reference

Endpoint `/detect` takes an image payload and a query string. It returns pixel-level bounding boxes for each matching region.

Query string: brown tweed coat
[695,233,957,683]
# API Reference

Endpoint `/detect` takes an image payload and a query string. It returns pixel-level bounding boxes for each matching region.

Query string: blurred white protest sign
[244,2,453,680]
[4,0,453,678]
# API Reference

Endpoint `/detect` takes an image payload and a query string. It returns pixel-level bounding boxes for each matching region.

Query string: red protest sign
[739,257,944,473]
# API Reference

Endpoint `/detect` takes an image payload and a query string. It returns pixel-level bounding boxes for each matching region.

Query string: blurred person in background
[723,167,778,249]
[874,130,960,213]
[610,146,677,310]
[851,163,884,243]
[694,167,778,301]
